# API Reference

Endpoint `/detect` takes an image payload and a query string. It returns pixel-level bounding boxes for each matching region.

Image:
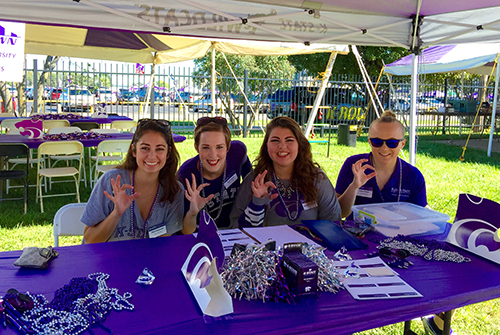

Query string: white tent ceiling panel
[384,44,500,76]
[3,1,500,50]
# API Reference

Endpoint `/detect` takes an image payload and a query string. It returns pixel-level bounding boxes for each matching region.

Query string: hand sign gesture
[251,170,278,200]
[351,158,377,189]
[103,174,140,216]
[185,173,215,215]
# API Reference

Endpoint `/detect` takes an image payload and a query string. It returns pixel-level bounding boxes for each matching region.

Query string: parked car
[25,87,34,100]
[118,90,139,104]
[98,88,117,105]
[173,91,194,104]
[416,97,444,114]
[193,93,235,113]
[50,88,63,101]
[61,87,96,111]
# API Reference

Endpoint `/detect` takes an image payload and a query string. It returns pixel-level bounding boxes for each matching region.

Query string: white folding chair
[91,139,131,187]
[46,126,88,186]
[43,119,70,132]
[111,120,137,132]
[36,141,83,212]
[53,203,87,247]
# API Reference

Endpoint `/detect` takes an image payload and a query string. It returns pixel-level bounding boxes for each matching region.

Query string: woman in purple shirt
[336,110,427,218]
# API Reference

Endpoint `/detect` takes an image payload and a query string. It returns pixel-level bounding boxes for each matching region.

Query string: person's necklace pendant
[273,172,300,221]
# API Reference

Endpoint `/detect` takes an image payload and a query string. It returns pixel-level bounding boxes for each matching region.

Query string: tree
[192,51,296,131]
[289,46,410,77]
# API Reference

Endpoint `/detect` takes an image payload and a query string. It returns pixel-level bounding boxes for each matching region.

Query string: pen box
[351,202,449,237]
[281,243,318,295]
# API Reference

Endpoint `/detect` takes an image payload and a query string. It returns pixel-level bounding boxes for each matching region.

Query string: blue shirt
[81,168,185,241]
[336,153,427,210]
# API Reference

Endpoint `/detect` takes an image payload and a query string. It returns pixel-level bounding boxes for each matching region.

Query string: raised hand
[103,174,140,216]
[185,173,214,215]
[351,158,377,189]
[251,170,278,200]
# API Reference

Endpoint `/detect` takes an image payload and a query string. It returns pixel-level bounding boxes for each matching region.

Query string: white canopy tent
[385,44,500,158]
[4,0,500,163]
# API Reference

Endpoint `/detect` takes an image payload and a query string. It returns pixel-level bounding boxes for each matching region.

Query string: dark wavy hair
[117,120,180,204]
[253,116,323,203]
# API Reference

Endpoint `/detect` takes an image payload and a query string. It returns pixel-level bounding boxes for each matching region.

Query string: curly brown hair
[253,116,324,204]
[117,120,180,204]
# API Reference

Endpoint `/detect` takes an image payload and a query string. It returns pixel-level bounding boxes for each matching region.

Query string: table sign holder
[446,193,500,265]
[15,119,43,139]
[91,103,108,118]
[181,210,233,318]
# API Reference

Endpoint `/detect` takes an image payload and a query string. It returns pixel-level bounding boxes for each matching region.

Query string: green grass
[1,133,499,335]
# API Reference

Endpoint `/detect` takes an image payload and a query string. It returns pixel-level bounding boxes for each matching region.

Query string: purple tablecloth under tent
[0,232,499,335]
[0,115,133,125]
[0,132,186,148]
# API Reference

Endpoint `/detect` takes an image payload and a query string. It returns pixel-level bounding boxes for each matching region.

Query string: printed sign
[0,20,25,82]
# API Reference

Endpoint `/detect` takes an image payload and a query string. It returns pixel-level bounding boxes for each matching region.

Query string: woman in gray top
[230,116,341,228]
[82,119,184,243]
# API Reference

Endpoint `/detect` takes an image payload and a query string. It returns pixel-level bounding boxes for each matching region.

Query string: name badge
[148,222,167,238]
[301,200,318,211]
[224,171,238,189]
[356,187,373,198]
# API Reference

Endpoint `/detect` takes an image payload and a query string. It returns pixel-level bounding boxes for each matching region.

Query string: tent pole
[488,58,499,157]
[211,43,216,117]
[304,51,338,138]
[143,64,156,119]
[409,53,418,166]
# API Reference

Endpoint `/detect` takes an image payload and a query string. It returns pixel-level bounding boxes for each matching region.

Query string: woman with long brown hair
[82,119,184,243]
[230,116,341,227]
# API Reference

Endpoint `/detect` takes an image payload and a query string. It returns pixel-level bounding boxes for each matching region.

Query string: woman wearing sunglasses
[230,116,341,228]
[82,119,185,243]
[336,110,427,218]
[178,116,252,233]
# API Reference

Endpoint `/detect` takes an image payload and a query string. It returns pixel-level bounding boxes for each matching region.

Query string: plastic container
[351,202,450,237]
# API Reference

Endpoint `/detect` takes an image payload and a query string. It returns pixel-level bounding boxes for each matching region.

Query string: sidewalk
[435,138,500,153]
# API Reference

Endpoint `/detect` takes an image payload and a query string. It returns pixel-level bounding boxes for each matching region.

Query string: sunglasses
[138,118,171,129]
[369,138,404,149]
[137,119,172,144]
[196,116,227,126]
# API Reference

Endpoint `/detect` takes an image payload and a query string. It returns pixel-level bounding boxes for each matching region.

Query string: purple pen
[0,299,6,328]
[3,300,31,334]
[5,313,28,334]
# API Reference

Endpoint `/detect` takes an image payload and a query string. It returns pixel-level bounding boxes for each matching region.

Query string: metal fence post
[243,69,248,138]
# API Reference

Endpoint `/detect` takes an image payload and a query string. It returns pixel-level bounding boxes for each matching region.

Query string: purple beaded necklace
[130,170,160,239]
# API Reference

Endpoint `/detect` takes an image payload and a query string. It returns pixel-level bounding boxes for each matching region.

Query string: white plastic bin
[351,202,450,237]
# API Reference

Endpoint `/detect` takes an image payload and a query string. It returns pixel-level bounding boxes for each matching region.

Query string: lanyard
[130,170,160,239]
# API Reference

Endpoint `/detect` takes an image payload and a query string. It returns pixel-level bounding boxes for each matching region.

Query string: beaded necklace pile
[200,159,226,222]
[273,172,300,221]
[20,273,134,335]
[130,170,160,239]
[374,235,471,263]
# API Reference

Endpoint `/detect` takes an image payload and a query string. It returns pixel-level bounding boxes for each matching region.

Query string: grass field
[1,132,499,335]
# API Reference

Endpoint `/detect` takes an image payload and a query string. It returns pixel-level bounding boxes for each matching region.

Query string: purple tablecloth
[0,132,186,149]
[0,232,499,335]
[0,115,133,125]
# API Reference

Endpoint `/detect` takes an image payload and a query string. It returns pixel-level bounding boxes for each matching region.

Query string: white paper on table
[333,257,422,300]
[218,229,257,257]
[242,225,322,249]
